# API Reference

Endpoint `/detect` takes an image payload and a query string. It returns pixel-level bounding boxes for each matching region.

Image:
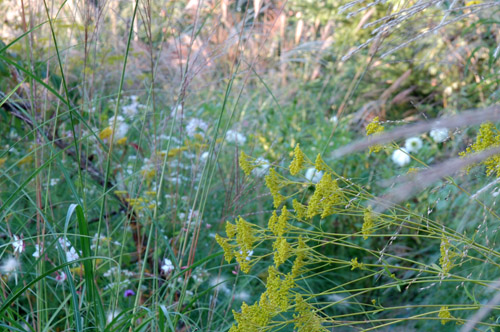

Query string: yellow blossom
[289,144,306,175]
[350,257,366,270]
[239,151,255,176]
[362,207,376,240]
[99,126,113,140]
[293,294,328,332]
[306,173,343,219]
[366,116,385,153]
[291,236,307,277]
[116,137,127,145]
[314,153,328,172]
[265,168,285,208]
[292,199,307,220]
[216,234,234,263]
[440,237,454,276]
[0,157,6,167]
[459,122,500,177]
[273,237,290,267]
[225,221,237,239]
[438,306,453,325]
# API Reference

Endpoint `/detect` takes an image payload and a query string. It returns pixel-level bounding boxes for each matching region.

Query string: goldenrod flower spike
[215,234,234,263]
[365,116,385,153]
[459,122,500,177]
[290,143,305,175]
[314,153,328,172]
[239,151,255,176]
[438,306,453,325]
[362,206,375,240]
[265,168,285,208]
[439,237,454,276]
[350,257,365,270]
[273,237,290,267]
[292,199,307,220]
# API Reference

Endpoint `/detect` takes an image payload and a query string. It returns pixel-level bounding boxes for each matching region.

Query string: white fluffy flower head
[186,118,208,137]
[1,257,19,274]
[226,130,246,145]
[391,148,411,167]
[404,137,423,153]
[430,128,449,143]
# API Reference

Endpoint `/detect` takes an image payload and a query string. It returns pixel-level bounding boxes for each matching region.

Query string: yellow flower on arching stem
[362,206,376,240]
[215,234,234,263]
[116,137,127,145]
[289,143,305,175]
[99,126,113,140]
[366,116,385,153]
[439,237,454,276]
[293,294,328,332]
[265,168,285,208]
[459,122,500,177]
[231,301,272,332]
[306,173,343,219]
[438,306,453,325]
[292,199,307,220]
[314,153,328,172]
[350,257,366,270]
[269,206,288,237]
[239,151,255,176]
[273,236,290,267]
[292,236,308,277]
[366,116,384,136]
[225,221,237,239]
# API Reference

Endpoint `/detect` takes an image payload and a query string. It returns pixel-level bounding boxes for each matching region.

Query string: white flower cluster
[161,258,175,274]
[58,237,81,263]
[226,129,246,145]
[186,118,208,137]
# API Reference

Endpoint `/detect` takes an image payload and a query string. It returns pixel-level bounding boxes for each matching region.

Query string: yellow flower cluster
[261,266,295,311]
[291,236,308,277]
[365,116,385,153]
[265,168,286,208]
[438,306,453,325]
[216,217,256,273]
[292,199,307,220]
[439,237,454,276]
[350,257,366,270]
[99,126,113,140]
[269,206,288,237]
[229,302,271,332]
[125,197,156,211]
[216,234,234,263]
[290,144,306,175]
[314,153,328,172]
[459,122,500,177]
[293,294,328,332]
[307,173,343,219]
[361,207,376,240]
[239,151,255,176]
[273,237,290,267]
[229,266,296,332]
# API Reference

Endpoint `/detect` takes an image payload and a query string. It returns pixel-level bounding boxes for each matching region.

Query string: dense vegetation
[0,0,499,331]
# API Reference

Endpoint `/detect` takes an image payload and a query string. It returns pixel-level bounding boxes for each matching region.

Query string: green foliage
[0,0,499,330]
